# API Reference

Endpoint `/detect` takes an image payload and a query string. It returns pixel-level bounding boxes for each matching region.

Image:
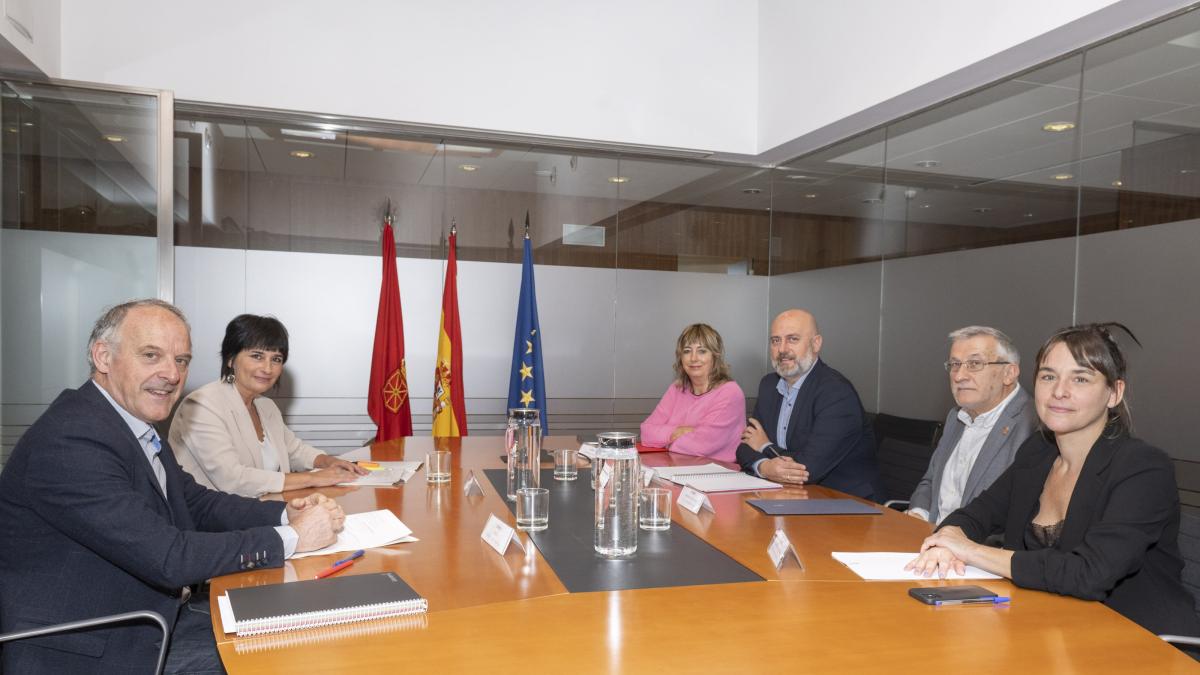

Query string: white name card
[481,513,525,555]
[599,464,613,489]
[641,467,655,487]
[768,529,802,569]
[678,486,715,514]
[578,442,598,461]
[463,470,484,497]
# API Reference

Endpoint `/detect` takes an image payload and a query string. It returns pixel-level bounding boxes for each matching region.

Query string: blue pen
[331,550,364,566]
[935,596,1011,606]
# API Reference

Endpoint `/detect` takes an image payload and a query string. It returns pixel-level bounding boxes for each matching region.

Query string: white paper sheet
[831,551,1002,580]
[291,509,417,559]
[338,461,423,487]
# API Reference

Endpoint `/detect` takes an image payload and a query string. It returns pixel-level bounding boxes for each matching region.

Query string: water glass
[639,488,672,531]
[516,487,549,531]
[554,448,579,481]
[426,450,451,484]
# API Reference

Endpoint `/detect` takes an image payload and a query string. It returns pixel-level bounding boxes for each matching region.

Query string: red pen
[314,559,355,579]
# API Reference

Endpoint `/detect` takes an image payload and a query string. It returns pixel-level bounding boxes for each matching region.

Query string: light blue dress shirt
[753,359,817,477]
[91,380,297,556]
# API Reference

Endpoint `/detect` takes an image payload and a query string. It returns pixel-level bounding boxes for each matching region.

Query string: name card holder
[678,486,715,514]
[463,470,485,497]
[481,513,526,556]
[767,529,802,569]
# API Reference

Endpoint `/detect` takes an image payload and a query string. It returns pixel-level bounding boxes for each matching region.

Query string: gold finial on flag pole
[450,218,457,237]
[524,211,530,240]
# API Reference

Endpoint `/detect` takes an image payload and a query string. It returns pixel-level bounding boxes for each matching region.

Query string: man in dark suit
[906,326,1037,524]
[737,309,881,501]
[0,299,344,674]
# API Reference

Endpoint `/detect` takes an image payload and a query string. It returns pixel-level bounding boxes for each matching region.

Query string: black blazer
[941,433,1200,637]
[0,382,287,674]
[735,360,882,501]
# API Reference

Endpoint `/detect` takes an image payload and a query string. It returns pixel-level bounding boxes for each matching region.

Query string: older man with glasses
[906,326,1038,524]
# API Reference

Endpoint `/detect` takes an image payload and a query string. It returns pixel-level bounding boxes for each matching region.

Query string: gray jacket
[908,387,1037,523]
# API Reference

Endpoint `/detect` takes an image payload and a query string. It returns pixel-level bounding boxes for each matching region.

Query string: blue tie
[146,430,167,495]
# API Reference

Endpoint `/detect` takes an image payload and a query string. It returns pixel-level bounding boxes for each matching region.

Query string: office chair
[1159,509,1200,657]
[872,413,943,509]
[0,610,169,674]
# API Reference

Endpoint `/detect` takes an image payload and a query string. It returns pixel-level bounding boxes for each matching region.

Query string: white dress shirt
[917,386,1021,524]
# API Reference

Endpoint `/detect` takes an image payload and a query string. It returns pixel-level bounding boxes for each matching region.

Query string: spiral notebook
[220,572,427,636]
[653,463,781,493]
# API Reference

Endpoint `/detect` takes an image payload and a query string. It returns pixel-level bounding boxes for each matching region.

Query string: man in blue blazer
[906,326,1037,524]
[737,309,882,501]
[0,299,343,674]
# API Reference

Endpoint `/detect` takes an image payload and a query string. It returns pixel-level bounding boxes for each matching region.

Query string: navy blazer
[735,360,882,501]
[941,433,1200,637]
[0,382,286,674]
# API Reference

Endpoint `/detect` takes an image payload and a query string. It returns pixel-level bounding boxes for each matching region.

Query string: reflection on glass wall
[2,81,160,464]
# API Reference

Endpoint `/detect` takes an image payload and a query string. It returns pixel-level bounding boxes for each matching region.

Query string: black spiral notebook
[223,571,427,636]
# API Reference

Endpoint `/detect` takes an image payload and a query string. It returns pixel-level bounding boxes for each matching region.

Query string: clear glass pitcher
[505,408,542,501]
[593,431,639,557]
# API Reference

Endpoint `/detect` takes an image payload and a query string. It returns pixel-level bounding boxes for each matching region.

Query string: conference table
[209,436,1198,673]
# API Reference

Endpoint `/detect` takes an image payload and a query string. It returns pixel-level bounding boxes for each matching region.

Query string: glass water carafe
[505,408,542,501]
[593,431,639,557]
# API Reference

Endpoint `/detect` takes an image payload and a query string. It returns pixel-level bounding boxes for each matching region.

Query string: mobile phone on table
[908,585,999,605]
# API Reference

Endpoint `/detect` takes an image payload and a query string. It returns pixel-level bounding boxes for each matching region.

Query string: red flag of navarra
[432,227,467,437]
[368,219,413,440]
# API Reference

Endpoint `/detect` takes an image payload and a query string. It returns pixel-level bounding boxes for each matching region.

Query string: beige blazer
[169,380,323,497]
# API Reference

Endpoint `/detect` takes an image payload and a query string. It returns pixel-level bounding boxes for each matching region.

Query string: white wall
[58,0,759,154]
[0,0,60,77]
[756,0,1120,152]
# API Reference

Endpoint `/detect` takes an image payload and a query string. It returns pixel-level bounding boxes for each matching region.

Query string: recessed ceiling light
[1111,180,1123,187]
[1042,121,1076,132]
[786,174,811,180]
[21,121,33,127]
[803,193,818,199]
[919,204,931,209]
[1181,168,1197,175]
[914,160,940,168]
[1051,173,1074,181]
[1024,212,1034,218]
[103,134,126,142]
[862,197,882,204]
[973,207,992,214]
[458,164,479,172]
[289,150,314,159]
[5,126,17,133]
[742,187,763,195]
[607,176,630,184]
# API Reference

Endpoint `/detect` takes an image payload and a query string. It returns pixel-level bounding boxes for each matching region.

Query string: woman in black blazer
[907,323,1200,637]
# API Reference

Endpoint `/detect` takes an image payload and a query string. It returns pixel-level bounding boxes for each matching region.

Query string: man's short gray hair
[87,299,190,373]
[947,325,1020,366]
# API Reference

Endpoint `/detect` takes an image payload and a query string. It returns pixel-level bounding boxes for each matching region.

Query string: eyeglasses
[944,359,1010,373]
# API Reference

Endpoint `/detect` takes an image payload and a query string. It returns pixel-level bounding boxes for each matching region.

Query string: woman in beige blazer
[169,314,365,497]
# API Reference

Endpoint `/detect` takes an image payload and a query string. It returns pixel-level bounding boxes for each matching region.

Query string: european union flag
[507,229,548,431]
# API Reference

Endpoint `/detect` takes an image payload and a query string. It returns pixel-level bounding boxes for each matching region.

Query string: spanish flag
[432,227,467,437]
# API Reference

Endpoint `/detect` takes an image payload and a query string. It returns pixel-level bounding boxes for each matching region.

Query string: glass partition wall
[1,80,166,465]
[770,7,1200,506]
[6,6,1200,495]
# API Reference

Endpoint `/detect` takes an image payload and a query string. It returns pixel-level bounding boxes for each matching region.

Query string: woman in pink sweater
[640,324,746,462]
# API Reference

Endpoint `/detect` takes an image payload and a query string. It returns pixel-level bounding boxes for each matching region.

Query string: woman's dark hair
[1034,322,1140,435]
[220,314,289,379]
